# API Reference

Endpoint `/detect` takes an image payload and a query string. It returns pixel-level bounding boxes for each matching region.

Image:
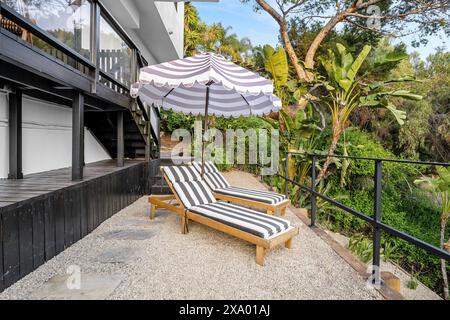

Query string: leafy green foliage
[160,109,196,133]
[255,45,288,88]
[320,43,421,127]
[312,127,449,294]
[184,3,254,62]
[407,277,419,290]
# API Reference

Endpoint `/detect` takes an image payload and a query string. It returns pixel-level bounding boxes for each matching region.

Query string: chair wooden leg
[150,204,156,220]
[281,206,287,216]
[285,237,293,249]
[256,245,266,266]
[181,214,188,234]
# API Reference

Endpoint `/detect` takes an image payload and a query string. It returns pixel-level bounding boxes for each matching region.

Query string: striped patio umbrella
[131,52,282,173]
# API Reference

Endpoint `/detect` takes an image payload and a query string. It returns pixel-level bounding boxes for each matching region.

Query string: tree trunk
[304,14,346,70]
[279,21,311,81]
[255,0,310,82]
[440,207,449,300]
[316,123,342,183]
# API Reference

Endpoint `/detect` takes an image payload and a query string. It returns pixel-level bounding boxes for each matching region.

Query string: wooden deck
[0,159,159,292]
[0,160,144,209]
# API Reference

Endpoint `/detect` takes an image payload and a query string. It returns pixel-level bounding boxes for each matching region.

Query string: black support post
[72,91,84,181]
[311,155,317,227]
[372,160,382,286]
[8,87,23,180]
[8,88,23,179]
[117,111,124,167]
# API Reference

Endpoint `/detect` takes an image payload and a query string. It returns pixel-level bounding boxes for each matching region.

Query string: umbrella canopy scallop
[131,52,281,117]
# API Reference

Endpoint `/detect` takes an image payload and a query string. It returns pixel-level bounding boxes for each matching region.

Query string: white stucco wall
[100,0,184,63]
[154,1,184,59]
[0,90,111,179]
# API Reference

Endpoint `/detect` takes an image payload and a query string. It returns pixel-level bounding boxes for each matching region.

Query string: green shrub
[312,127,447,296]
[160,109,196,133]
[407,277,419,290]
[215,115,267,131]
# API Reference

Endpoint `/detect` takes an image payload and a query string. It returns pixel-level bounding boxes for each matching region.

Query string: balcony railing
[0,1,144,102]
[0,2,95,77]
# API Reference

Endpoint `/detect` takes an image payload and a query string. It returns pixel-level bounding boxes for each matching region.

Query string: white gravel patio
[0,170,382,300]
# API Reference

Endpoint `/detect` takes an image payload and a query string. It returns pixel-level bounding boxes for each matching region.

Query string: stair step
[151,187,172,195]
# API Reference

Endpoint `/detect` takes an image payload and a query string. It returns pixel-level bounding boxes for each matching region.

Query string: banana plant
[255,44,288,87]
[262,105,322,187]
[316,43,422,183]
[414,166,450,300]
[255,44,289,104]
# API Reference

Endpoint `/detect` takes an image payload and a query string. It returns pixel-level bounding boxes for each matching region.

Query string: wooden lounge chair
[193,161,290,215]
[148,166,298,266]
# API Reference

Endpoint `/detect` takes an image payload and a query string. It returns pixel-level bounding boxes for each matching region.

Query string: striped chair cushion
[172,180,216,209]
[163,166,201,183]
[203,172,230,190]
[192,160,219,173]
[190,201,290,239]
[215,186,286,204]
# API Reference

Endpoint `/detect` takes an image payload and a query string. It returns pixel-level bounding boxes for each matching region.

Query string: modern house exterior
[0,0,189,291]
[0,0,187,178]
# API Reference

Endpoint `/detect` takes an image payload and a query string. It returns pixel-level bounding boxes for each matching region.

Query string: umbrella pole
[201,85,210,177]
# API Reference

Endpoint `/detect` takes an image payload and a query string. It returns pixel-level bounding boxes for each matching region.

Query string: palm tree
[184,4,254,60]
[183,3,202,56]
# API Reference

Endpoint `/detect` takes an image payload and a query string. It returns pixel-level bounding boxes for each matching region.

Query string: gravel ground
[0,170,382,300]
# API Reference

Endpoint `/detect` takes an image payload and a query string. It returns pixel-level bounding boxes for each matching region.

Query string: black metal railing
[99,70,130,95]
[267,152,450,285]
[0,2,143,99]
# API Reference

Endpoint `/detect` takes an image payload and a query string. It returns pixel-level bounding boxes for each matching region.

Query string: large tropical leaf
[347,45,371,82]
[260,116,279,130]
[361,90,423,106]
[279,108,294,137]
[386,90,423,101]
[436,166,450,192]
[319,49,336,82]
[336,43,354,77]
[374,51,409,67]
[385,104,407,125]
[338,79,353,92]
[259,45,288,88]
[360,95,381,107]
[366,76,419,91]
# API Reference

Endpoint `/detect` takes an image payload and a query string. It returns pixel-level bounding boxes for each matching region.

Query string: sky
[196,0,448,60]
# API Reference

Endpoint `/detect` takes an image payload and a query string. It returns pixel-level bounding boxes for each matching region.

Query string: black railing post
[372,160,382,286]
[284,153,289,197]
[311,155,317,227]
[90,0,100,93]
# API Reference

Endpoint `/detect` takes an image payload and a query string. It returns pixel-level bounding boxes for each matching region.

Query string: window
[0,0,91,59]
[99,15,131,87]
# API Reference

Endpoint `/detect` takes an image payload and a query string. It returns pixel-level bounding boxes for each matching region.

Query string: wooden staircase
[85,101,156,159]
